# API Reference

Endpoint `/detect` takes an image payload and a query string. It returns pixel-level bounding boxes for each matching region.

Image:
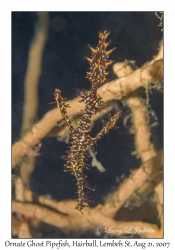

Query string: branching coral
[12,12,163,238]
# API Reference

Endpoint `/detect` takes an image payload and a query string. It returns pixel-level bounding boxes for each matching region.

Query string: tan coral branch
[100,151,163,217]
[20,12,49,187]
[21,12,49,134]
[12,201,160,238]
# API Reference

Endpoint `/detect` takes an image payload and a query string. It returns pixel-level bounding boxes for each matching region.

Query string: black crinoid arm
[54,31,120,213]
